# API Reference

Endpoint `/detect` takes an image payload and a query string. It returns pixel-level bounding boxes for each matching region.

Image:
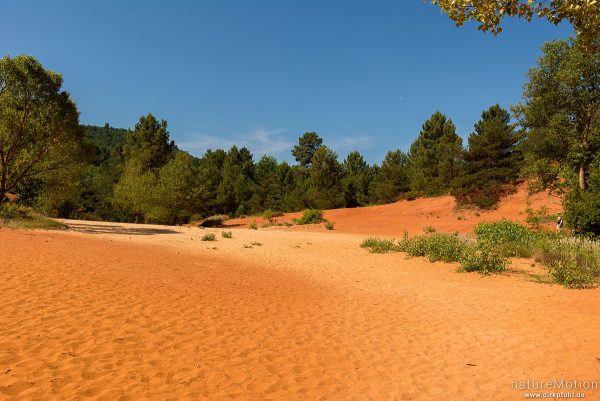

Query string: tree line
[1,36,598,235]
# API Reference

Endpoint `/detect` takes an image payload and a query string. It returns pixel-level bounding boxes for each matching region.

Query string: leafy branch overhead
[429,0,600,54]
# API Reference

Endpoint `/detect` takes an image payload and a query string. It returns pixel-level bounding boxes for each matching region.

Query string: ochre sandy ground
[1,188,599,401]
[227,183,563,235]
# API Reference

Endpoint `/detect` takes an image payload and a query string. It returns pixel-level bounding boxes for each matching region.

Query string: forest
[1,37,599,236]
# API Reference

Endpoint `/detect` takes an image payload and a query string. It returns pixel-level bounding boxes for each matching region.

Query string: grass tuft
[201,233,216,241]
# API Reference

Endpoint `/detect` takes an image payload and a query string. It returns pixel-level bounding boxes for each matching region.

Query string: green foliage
[429,1,600,55]
[452,104,523,208]
[123,114,174,172]
[360,237,398,253]
[459,243,508,275]
[199,215,229,227]
[262,209,283,223]
[308,146,344,209]
[549,257,598,289]
[525,205,554,230]
[325,221,335,230]
[221,231,233,239]
[295,209,325,225]
[0,55,83,203]
[292,132,323,168]
[515,39,600,195]
[565,158,600,237]
[0,203,66,230]
[408,112,463,196]
[474,219,534,257]
[369,150,409,204]
[201,233,216,241]
[398,233,466,263]
[249,222,258,230]
[216,146,255,216]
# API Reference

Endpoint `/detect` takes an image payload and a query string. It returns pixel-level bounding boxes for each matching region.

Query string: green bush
[459,243,508,275]
[0,203,32,219]
[325,221,335,230]
[262,209,283,223]
[294,209,325,225]
[201,233,216,241]
[565,188,600,238]
[199,214,229,228]
[249,222,258,230]
[474,219,534,257]
[360,237,398,253]
[0,203,66,230]
[397,233,466,262]
[549,256,598,289]
[221,231,233,239]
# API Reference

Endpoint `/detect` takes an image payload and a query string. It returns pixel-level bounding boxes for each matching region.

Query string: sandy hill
[228,183,562,236]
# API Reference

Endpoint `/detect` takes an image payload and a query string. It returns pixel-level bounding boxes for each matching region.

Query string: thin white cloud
[329,135,374,150]
[179,128,294,158]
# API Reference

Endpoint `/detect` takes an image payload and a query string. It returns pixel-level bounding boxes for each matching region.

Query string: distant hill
[83,124,129,150]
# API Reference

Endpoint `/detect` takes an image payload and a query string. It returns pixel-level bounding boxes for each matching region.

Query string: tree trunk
[579,163,586,191]
[0,171,6,203]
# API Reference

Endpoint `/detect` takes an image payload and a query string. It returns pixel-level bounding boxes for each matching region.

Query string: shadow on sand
[67,223,179,236]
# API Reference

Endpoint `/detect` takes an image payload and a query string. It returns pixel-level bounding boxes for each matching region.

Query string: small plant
[199,214,229,227]
[201,233,216,241]
[423,225,437,233]
[459,243,508,275]
[250,241,263,246]
[325,221,335,230]
[243,244,253,249]
[294,209,325,225]
[360,237,398,253]
[525,204,553,231]
[262,209,283,223]
[221,231,233,239]
[249,222,258,230]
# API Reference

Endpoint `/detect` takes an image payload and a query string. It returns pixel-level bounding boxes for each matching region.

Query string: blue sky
[2,0,572,164]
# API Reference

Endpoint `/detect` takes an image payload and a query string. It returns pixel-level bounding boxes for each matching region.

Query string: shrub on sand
[199,215,229,228]
[458,243,508,275]
[221,231,233,239]
[360,237,398,253]
[201,233,216,241]
[294,209,325,225]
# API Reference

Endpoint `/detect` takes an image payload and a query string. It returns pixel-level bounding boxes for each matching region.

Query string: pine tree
[369,150,409,204]
[408,112,463,195]
[452,104,522,208]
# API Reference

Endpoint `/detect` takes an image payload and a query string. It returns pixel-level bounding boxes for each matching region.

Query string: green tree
[342,151,373,207]
[291,132,323,168]
[452,104,523,208]
[369,150,410,204]
[197,149,226,215]
[308,146,343,209]
[149,151,205,224]
[0,55,83,202]
[215,146,254,215]
[251,155,282,212]
[429,0,600,54]
[515,39,600,192]
[123,113,174,172]
[408,112,463,195]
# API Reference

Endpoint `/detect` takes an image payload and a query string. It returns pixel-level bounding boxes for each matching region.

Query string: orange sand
[1,187,598,400]
[228,183,563,236]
